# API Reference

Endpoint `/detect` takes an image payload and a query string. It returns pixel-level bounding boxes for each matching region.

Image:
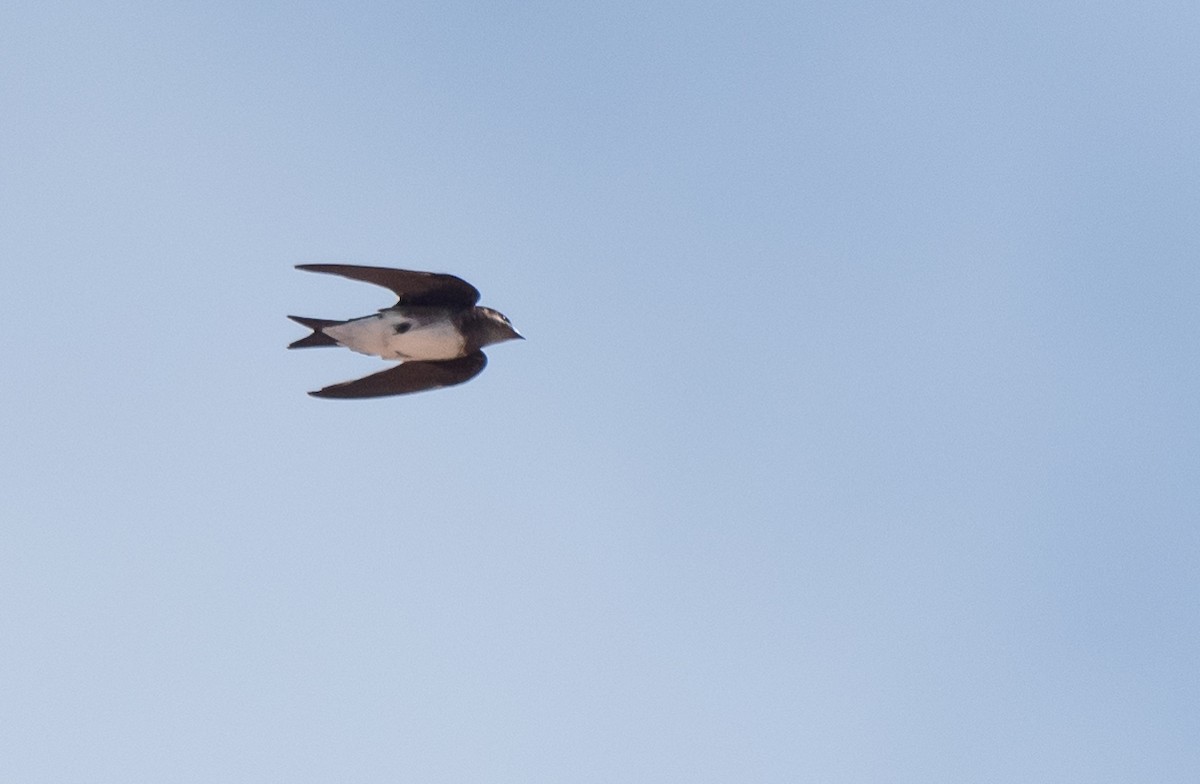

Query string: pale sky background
[2,2,1198,782]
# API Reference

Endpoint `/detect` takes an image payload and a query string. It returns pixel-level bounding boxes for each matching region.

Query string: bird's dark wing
[309,351,488,399]
[296,264,481,308]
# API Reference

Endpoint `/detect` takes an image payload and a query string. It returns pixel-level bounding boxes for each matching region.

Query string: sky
[1,1,1198,781]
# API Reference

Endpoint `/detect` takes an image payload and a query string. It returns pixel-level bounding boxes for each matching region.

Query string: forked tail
[287,315,345,349]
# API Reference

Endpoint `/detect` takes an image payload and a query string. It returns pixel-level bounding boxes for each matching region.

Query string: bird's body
[322,308,467,361]
[288,264,522,398]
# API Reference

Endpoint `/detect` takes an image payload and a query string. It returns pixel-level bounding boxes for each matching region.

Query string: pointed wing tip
[308,389,348,399]
[307,385,347,398]
[295,263,348,275]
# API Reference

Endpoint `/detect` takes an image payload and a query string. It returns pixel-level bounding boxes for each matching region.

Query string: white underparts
[323,312,465,361]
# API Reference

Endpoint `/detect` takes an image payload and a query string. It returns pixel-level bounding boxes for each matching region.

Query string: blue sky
[2,2,1198,781]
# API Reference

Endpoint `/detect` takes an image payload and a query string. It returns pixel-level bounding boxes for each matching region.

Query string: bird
[288,264,523,399]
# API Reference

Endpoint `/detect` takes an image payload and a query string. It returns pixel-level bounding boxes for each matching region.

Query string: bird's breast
[324,312,465,361]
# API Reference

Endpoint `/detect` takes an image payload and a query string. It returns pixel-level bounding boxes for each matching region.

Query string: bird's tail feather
[287,315,344,349]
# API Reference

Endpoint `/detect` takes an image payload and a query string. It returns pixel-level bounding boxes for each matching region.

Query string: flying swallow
[288,264,522,398]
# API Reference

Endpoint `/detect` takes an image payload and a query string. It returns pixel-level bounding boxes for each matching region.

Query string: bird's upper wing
[296,264,481,308]
[309,351,488,399]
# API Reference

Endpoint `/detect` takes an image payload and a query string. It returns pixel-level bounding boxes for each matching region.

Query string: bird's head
[474,307,524,347]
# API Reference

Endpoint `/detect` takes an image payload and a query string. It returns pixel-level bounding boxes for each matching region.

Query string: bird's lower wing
[309,351,488,399]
